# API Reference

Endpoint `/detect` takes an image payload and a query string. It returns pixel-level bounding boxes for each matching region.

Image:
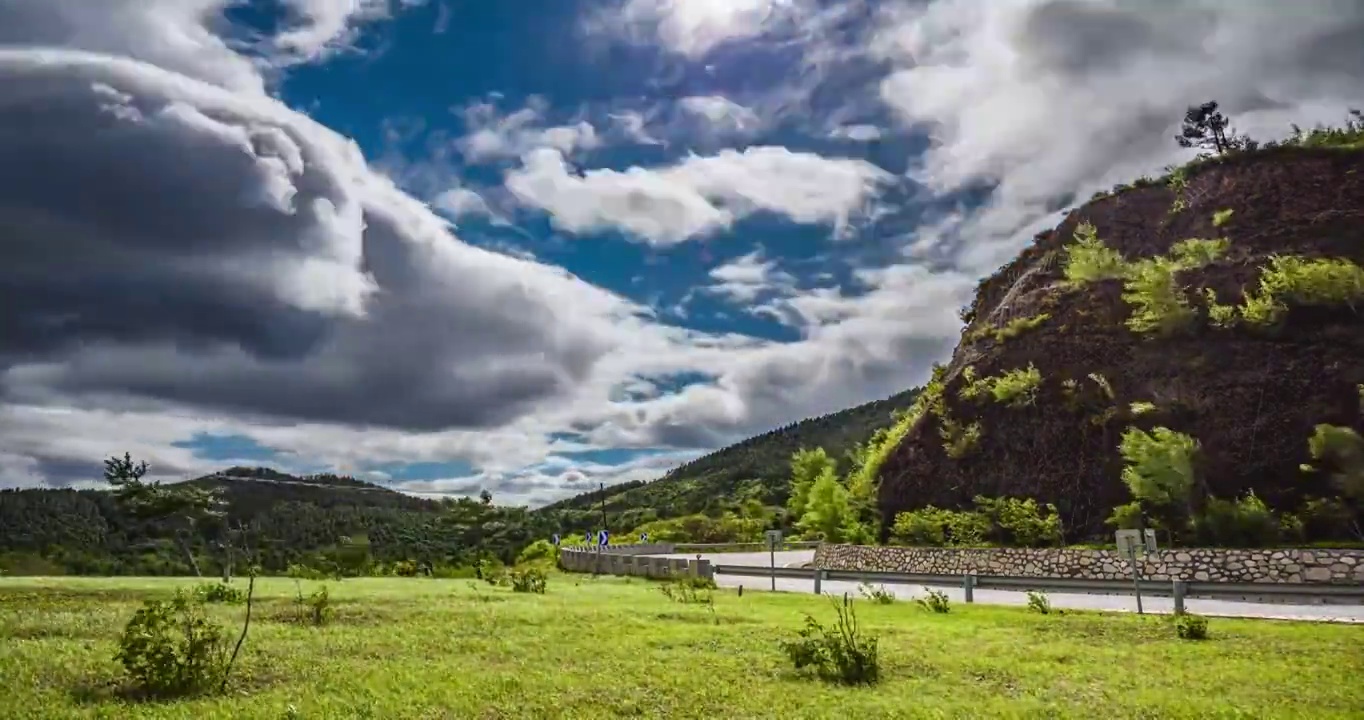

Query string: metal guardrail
[711,565,1364,606]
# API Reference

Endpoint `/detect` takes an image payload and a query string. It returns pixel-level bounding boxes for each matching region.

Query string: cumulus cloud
[599,0,808,58]
[456,97,602,164]
[702,252,797,304]
[505,146,891,245]
[871,0,1364,273]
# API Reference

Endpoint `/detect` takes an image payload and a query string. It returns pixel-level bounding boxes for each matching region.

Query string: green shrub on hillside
[1305,424,1364,501]
[988,364,1042,407]
[891,496,1061,548]
[973,496,1064,547]
[779,596,880,686]
[1062,222,1127,284]
[1212,208,1234,227]
[1122,258,1191,335]
[938,418,983,459]
[1212,256,1364,329]
[1111,426,1200,533]
[1168,238,1229,268]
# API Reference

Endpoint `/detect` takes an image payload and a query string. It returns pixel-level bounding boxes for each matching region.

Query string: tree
[479,489,493,506]
[795,466,857,542]
[1176,101,1255,155]
[785,448,835,521]
[105,453,224,577]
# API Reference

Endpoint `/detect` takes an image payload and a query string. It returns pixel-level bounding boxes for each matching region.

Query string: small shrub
[1305,424,1364,500]
[1238,255,1364,329]
[1063,222,1127,284]
[916,588,950,614]
[939,417,983,459]
[1168,167,1189,214]
[194,582,245,604]
[292,582,331,626]
[1174,613,1209,640]
[1026,590,1052,615]
[509,566,548,594]
[1197,491,1282,547]
[1129,401,1158,416]
[1203,288,1238,327]
[779,596,880,685]
[659,578,714,605]
[891,507,990,546]
[516,539,560,566]
[974,496,1064,547]
[1119,426,1199,507]
[859,583,895,604]
[988,364,1042,408]
[675,575,718,591]
[115,590,229,698]
[392,559,420,577]
[1168,238,1229,268]
[1212,208,1234,227]
[1123,257,1196,335]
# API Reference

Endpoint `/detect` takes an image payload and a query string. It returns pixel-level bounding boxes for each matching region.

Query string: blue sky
[1,0,1360,505]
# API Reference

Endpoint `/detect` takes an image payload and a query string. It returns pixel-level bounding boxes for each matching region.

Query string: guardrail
[712,565,1364,608]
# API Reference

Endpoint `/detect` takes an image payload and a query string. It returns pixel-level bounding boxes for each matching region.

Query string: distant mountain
[536,387,921,532]
[0,466,547,576]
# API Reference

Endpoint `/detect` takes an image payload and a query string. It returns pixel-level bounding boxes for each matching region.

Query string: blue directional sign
[551,534,560,546]
[584,532,592,545]
[597,529,609,546]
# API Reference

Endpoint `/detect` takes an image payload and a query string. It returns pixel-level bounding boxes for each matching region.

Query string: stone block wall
[813,544,1364,584]
[558,544,714,580]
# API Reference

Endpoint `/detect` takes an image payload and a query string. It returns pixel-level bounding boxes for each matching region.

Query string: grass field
[1,574,1361,719]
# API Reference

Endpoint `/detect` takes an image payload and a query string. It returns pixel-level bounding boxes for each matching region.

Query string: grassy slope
[2,576,1362,719]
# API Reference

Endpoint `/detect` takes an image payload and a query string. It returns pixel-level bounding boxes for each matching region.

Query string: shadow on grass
[69,668,282,707]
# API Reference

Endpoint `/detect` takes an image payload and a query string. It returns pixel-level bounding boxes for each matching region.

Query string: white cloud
[871,0,1364,273]
[703,251,796,304]
[603,0,805,58]
[678,95,762,136]
[457,98,601,163]
[505,146,891,245]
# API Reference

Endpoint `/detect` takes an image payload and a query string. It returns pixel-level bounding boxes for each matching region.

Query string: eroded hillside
[876,145,1364,541]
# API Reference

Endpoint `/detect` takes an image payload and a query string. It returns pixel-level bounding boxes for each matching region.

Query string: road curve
[654,550,1364,623]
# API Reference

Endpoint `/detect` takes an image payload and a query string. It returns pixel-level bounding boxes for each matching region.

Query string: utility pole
[599,482,608,535]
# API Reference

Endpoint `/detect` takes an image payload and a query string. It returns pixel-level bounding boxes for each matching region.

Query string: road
[656,550,1364,623]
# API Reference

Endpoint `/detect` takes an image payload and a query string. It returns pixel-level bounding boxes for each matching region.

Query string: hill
[875,124,1364,545]
[537,387,920,531]
[0,467,549,575]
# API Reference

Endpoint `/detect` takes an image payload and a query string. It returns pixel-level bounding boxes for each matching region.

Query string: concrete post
[963,573,976,603]
[1172,580,1187,615]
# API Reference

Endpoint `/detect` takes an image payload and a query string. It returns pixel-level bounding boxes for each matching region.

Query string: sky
[1,0,1362,507]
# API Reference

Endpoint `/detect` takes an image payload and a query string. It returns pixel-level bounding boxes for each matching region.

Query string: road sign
[551,534,560,546]
[639,532,648,542]
[1142,528,1158,553]
[1115,529,1143,556]
[584,532,592,545]
[765,529,783,547]
[765,530,783,591]
[597,529,609,546]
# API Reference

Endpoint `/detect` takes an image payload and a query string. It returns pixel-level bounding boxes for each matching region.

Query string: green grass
[2,575,1362,719]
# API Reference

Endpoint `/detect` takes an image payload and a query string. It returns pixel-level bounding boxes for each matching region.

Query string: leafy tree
[786,448,836,520]
[795,466,857,542]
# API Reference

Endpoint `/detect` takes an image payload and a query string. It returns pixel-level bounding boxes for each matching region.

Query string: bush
[509,566,548,594]
[391,559,420,577]
[779,596,880,685]
[1211,208,1234,227]
[891,506,990,546]
[974,496,1064,547]
[961,364,1042,408]
[1236,256,1364,329]
[858,583,895,604]
[1118,426,1199,512]
[1123,257,1196,335]
[1174,613,1209,640]
[916,588,950,614]
[1168,237,1229,268]
[1063,222,1127,283]
[1026,590,1052,615]
[115,590,229,697]
[516,539,560,566]
[1197,491,1282,547]
[659,579,714,605]
[292,582,331,626]
[1306,424,1364,500]
[939,418,983,459]
[194,582,245,604]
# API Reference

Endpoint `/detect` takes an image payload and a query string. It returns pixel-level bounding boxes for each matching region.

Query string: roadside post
[1116,528,1158,614]
[765,529,783,592]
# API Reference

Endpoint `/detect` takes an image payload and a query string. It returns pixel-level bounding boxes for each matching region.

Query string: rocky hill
[876,140,1364,542]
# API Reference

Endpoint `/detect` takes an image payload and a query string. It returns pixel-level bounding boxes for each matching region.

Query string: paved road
[656,550,1364,623]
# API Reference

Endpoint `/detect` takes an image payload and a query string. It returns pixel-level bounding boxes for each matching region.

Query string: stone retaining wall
[559,544,714,580]
[813,544,1364,584]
